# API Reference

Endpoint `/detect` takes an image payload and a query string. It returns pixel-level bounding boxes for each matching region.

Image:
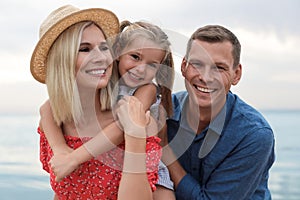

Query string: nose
[134,63,147,74]
[196,66,214,82]
[90,47,110,63]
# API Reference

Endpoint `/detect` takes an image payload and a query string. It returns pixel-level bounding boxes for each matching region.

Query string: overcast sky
[1,0,299,114]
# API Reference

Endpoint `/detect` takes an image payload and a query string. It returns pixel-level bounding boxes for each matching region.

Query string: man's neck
[186,99,225,134]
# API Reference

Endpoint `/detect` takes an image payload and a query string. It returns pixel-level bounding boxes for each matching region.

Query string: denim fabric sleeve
[175,174,202,200]
[175,127,274,200]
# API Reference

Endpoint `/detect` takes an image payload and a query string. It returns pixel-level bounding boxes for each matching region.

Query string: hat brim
[30,8,119,83]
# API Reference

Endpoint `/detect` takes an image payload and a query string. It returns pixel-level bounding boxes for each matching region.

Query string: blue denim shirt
[167,91,275,200]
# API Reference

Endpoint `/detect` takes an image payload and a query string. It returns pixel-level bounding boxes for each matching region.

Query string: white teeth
[129,72,143,80]
[196,86,214,93]
[86,69,105,75]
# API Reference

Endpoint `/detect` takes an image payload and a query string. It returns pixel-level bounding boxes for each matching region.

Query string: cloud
[0,0,299,111]
[0,81,48,114]
[161,0,300,38]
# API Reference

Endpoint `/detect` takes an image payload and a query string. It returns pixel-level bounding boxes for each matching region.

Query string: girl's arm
[39,100,72,155]
[50,84,158,181]
[153,186,175,200]
[131,84,157,114]
[153,125,176,200]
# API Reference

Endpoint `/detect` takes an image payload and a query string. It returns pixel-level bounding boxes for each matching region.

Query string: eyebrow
[215,61,230,68]
[80,41,108,46]
[188,58,205,64]
[126,49,163,64]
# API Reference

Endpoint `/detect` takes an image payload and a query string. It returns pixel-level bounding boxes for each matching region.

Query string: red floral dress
[38,127,161,200]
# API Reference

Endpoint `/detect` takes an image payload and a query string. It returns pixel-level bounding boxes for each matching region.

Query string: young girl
[40,20,175,199]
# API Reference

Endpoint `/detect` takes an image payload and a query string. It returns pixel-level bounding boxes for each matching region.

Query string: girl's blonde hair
[46,21,117,125]
[113,20,174,117]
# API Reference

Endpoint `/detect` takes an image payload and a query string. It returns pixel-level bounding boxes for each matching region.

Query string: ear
[232,64,242,85]
[181,58,188,77]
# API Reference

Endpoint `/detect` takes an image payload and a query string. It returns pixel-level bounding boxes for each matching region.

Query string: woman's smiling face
[76,24,113,90]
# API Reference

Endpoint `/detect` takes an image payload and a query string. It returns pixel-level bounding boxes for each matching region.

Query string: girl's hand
[49,150,79,182]
[116,96,150,138]
[39,100,52,132]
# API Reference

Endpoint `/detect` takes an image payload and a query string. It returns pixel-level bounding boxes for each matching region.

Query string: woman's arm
[116,96,152,200]
[119,136,152,200]
[117,95,175,200]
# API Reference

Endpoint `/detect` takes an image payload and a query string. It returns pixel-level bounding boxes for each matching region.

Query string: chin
[97,81,110,89]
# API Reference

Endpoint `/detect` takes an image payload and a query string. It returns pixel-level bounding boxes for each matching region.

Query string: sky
[0,0,299,114]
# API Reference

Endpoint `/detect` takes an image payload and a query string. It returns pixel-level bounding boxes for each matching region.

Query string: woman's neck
[64,87,113,137]
[80,88,101,121]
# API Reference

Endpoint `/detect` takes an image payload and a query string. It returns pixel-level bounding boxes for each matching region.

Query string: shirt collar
[176,91,235,136]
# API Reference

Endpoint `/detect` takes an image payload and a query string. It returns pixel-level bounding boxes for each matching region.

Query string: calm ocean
[0,110,299,200]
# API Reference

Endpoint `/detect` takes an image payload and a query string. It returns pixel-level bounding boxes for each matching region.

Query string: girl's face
[76,24,113,90]
[118,38,165,88]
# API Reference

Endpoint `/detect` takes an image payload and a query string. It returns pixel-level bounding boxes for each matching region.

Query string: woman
[31,5,160,199]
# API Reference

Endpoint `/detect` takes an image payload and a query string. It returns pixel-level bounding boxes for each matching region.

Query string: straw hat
[30,5,119,83]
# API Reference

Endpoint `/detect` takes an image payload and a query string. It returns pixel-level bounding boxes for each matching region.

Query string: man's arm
[163,127,274,200]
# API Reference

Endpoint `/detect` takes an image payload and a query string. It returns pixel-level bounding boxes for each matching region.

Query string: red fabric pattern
[38,127,161,200]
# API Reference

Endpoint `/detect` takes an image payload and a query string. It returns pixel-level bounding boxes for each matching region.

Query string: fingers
[157,104,167,130]
[118,95,141,105]
[116,96,148,138]
[48,159,63,182]
[145,110,151,125]
[117,96,144,120]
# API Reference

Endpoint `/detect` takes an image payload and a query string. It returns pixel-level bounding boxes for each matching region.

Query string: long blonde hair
[113,21,174,117]
[46,21,117,125]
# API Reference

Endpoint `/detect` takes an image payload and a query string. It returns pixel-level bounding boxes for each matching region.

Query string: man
[163,25,275,199]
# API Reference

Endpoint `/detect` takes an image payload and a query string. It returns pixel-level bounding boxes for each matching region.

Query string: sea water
[0,113,52,199]
[265,110,300,199]
[0,110,299,200]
